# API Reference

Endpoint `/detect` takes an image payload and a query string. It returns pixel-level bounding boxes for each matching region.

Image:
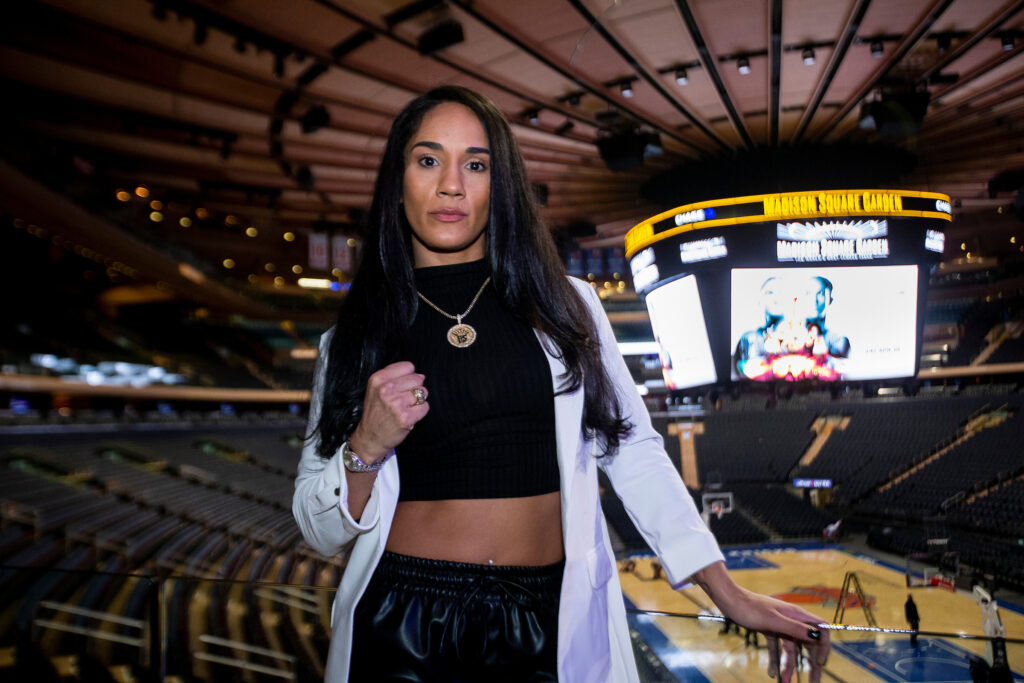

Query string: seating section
[5,387,1024,679]
[696,410,816,484]
[0,426,339,681]
[987,332,1024,364]
[945,300,1006,366]
[729,484,837,538]
[924,298,976,326]
[949,478,1024,539]
[858,404,1024,518]
[706,507,770,546]
[3,302,318,391]
[867,525,1024,591]
[794,398,990,504]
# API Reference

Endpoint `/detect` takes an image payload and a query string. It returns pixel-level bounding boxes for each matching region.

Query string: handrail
[626,608,1024,645]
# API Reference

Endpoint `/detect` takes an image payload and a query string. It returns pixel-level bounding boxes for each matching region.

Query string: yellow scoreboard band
[624,189,952,259]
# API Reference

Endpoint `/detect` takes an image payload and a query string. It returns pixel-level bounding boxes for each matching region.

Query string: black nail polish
[807,628,821,640]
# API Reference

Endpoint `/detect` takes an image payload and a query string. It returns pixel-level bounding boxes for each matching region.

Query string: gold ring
[411,387,426,406]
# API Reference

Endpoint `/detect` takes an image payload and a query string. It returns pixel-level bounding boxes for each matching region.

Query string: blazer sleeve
[575,280,725,586]
[292,327,380,557]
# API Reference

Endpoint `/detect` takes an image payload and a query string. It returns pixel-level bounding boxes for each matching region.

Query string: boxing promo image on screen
[730,265,918,382]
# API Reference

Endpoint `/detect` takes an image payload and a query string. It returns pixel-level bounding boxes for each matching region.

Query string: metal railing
[1,564,1020,682]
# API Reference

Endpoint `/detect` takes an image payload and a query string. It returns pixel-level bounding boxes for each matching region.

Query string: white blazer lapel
[535,330,584,524]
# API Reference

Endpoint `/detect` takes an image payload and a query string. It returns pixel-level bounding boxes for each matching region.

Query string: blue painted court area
[623,596,711,683]
[832,638,1023,682]
[722,548,779,570]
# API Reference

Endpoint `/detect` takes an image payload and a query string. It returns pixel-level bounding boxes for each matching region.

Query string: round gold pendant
[447,323,477,348]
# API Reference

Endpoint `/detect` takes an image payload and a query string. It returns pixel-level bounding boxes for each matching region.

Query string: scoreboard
[624,189,952,390]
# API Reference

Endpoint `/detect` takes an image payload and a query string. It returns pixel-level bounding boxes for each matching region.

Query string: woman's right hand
[348,361,429,463]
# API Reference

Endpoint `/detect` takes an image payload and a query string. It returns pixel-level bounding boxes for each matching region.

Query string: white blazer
[293,278,724,682]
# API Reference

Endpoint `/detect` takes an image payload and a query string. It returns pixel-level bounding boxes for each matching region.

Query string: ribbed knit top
[391,259,559,501]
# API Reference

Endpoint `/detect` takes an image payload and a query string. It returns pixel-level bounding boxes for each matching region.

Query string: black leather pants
[349,551,563,682]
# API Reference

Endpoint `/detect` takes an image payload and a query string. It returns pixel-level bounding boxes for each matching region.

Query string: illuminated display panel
[625,189,948,389]
[625,188,951,259]
[645,275,717,390]
[730,266,919,382]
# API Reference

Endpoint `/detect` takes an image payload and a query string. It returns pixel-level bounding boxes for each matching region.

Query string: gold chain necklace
[416,276,491,348]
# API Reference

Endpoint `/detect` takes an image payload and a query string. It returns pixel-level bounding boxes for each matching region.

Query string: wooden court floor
[619,545,1024,682]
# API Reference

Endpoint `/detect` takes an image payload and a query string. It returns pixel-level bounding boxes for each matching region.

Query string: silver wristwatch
[341,442,392,473]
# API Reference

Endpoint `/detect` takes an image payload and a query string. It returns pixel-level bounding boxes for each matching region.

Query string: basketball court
[619,542,1024,681]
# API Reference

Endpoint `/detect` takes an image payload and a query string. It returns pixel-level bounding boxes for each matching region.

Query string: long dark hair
[314,85,631,459]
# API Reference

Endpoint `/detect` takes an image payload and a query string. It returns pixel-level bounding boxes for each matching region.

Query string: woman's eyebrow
[410,141,442,151]
[409,141,490,155]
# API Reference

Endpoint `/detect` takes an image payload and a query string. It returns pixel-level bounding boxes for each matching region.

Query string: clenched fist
[347,361,429,464]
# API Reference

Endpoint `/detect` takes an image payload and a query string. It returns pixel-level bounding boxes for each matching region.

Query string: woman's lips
[430,210,468,222]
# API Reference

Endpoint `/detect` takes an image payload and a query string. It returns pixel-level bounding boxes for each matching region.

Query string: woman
[293,85,830,682]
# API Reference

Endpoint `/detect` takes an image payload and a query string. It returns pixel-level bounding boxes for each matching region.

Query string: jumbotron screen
[730,266,918,382]
[646,275,717,389]
[624,189,951,389]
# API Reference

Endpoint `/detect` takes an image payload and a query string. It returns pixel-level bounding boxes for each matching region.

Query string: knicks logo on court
[772,586,875,608]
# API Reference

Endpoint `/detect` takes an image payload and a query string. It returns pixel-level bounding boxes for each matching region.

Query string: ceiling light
[273,276,284,287]
[621,81,633,97]
[1002,35,1014,51]
[149,211,163,222]
[737,57,751,75]
[870,40,884,58]
[116,190,130,202]
[135,186,149,198]
[675,68,688,85]
[298,278,332,289]
[150,200,163,210]
[223,259,235,269]
[264,263,276,272]
[283,232,295,242]
[802,48,815,66]
[245,227,258,237]
[292,264,303,274]
[195,207,209,219]
[179,217,192,228]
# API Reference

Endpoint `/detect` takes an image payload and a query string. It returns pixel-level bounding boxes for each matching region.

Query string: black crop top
[391,260,559,501]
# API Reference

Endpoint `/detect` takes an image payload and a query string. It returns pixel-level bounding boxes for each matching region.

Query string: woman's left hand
[733,591,831,682]
[693,561,831,682]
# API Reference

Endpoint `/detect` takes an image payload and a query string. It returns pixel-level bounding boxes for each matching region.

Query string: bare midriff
[385,491,564,566]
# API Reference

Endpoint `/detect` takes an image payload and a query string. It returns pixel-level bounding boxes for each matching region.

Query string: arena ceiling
[2,0,1024,317]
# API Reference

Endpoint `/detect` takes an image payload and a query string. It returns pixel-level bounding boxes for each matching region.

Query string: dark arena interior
[2,1,1024,681]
